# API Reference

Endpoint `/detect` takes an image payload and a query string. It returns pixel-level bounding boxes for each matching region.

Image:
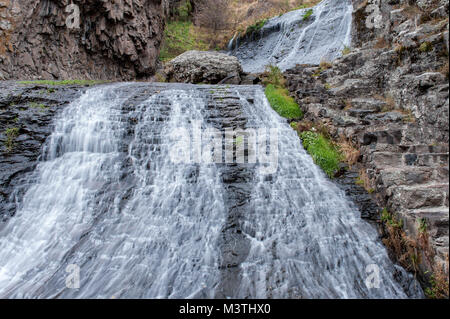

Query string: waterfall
[228,0,353,73]
[0,83,424,298]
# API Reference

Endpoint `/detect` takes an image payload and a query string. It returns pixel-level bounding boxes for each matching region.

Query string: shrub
[262,65,285,87]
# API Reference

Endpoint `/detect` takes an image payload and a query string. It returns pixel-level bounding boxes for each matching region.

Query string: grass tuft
[303,9,313,20]
[4,127,20,152]
[245,19,268,36]
[265,84,303,119]
[419,41,433,53]
[299,131,341,178]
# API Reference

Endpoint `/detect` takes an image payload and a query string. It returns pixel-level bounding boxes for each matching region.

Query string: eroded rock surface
[286,0,449,288]
[0,0,168,80]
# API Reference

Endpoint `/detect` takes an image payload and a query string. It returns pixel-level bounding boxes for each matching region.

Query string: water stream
[0,83,424,298]
[229,0,353,73]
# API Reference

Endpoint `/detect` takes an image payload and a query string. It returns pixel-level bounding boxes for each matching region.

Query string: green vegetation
[4,127,20,152]
[263,65,303,119]
[425,271,449,299]
[265,85,303,119]
[18,80,107,86]
[173,0,192,21]
[418,218,428,234]
[419,41,433,53]
[263,65,285,87]
[299,131,341,178]
[381,208,403,229]
[29,102,47,109]
[303,9,313,20]
[159,20,209,62]
[245,19,268,36]
[342,45,351,55]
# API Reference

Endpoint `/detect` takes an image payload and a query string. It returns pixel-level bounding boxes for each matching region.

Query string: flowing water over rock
[0,83,424,298]
[228,0,353,73]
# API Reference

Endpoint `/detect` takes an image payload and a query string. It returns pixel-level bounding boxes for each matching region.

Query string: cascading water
[0,83,424,298]
[228,0,353,73]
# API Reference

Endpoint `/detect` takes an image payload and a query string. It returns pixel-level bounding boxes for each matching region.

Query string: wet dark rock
[335,169,381,221]
[0,81,87,220]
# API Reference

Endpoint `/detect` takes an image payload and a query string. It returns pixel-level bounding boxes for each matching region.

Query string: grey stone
[164,51,243,84]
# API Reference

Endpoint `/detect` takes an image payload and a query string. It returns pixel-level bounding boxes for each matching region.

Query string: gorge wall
[0,0,168,81]
[285,0,449,293]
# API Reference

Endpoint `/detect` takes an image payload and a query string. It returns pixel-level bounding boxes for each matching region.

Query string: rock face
[0,0,168,80]
[286,0,449,290]
[164,50,244,84]
[0,82,88,220]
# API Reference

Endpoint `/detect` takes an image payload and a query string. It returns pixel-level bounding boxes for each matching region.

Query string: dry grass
[355,169,374,194]
[343,99,353,111]
[380,209,421,273]
[375,94,397,112]
[374,36,389,49]
[439,61,449,79]
[337,136,360,167]
[319,60,333,70]
[426,256,449,299]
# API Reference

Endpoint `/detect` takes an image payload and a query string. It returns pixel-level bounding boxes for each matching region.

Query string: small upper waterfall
[0,83,424,298]
[228,0,353,73]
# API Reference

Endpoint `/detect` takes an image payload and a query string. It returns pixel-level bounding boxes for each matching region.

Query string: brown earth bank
[0,0,170,81]
[284,0,449,297]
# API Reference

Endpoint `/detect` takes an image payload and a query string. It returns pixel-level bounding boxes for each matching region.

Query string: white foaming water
[0,83,423,298]
[229,0,353,73]
[0,84,129,297]
[232,89,423,298]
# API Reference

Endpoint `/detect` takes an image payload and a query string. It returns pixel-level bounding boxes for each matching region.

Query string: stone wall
[0,0,168,80]
[285,0,449,292]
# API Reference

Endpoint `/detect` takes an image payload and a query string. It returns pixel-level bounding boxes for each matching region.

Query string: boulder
[164,50,243,84]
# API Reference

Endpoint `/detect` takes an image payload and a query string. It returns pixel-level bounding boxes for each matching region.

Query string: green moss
[159,21,208,62]
[265,84,303,119]
[18,80,108,86]
[29,102,47,109]
[299,131,341,178]
[342,45,351,55]
[4,127,20,152]
[419,41,433,53]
